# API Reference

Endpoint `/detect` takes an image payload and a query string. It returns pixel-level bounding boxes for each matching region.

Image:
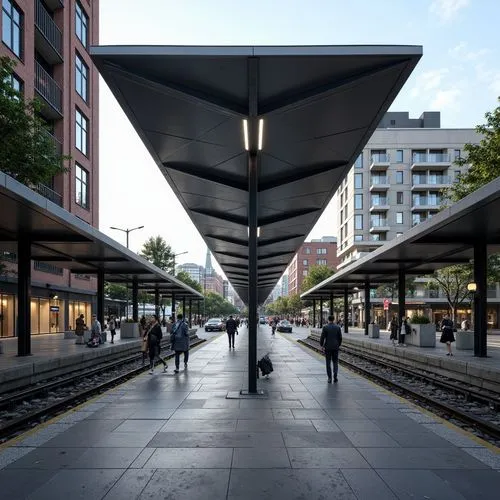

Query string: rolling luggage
[257,354,274,377]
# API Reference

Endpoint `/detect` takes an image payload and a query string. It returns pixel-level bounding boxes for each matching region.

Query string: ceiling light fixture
[247,227,261,238]
[258,119,264,150]
[243,119,249,151]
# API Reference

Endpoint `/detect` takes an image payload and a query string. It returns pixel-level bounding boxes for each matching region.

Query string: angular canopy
[91,45,422,303]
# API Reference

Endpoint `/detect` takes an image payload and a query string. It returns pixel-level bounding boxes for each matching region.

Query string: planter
[368,324,380,338]
[408,323,436,347]
[120,322,141,338]
[456,330,474,350]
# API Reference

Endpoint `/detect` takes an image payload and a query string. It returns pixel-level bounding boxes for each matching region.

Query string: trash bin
[368,324,380,338]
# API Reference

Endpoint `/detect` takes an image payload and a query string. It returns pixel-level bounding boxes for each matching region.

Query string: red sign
[383,298,391,311]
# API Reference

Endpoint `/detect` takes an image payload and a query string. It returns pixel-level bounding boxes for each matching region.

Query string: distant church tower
[205,247,214,277]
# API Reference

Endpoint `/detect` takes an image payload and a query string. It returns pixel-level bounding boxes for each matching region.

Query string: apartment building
[287,236,339,296]
[335,111,500,327]
[0,0,99,337]
[176,262,204,284]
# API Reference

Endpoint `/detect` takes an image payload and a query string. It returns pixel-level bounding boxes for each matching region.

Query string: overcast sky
[98,0,500,277]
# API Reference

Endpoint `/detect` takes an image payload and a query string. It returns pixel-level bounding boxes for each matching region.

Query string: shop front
[0,293,15,338]
[30,297,65,334]
[68,300,92,331]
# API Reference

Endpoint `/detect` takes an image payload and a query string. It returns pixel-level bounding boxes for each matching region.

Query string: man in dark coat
[226,315,237,349]
[171,313,189,373]
[319,315,343,383]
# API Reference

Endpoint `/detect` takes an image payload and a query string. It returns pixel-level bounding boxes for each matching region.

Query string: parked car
[277,320,292,333]
[259,316,267,324]
[205,318,225,332]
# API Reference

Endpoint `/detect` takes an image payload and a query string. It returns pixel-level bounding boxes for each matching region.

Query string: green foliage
[410,315,431,324]
[266,293,302,316]
[104,283,130,300]
[203,292,238,317]
[139,236,175,272]
[446,97,500,202]
[176,270,202,293]
[375,277,416,299]
[0,56,69,185]
[300,264,336,293]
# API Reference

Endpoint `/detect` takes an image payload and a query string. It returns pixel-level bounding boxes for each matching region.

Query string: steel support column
[398,268,406,322]
[319,300,324,328]
[312,299,316,327]
[182,297,186,319]
[344,288,349,334]
[154,288,160,317]
[97,268,105,328]
[329,293,334,318]
[474,242,487,357]
[17,236,31,356]
[132,277,139,322]
[172,293,176,318]
[364,281,370,336]
[189,299,192,327]
[197,300,200,325]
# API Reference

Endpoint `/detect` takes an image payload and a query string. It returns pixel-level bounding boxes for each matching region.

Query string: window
[396,191,403,204]
[75,2,88,48]
[75,109,88,155]
[354,214,363,230]
[396,212,403,224]
[455,170,461,182]
[354,193,363,210]
[302,269,308,277]
[75,164,89,208]
[75,53,88,101]
[316,248,327,255]
[304,247,311,255]
[302,259,308,266]
[396,232,403,237]
[390,119,396,126]
[2,0,23,58]
[396,171,404,184]
[454,149,461,160]
[396,150,404,163]
[354,235,363,242]
[371,233,386,241]
[316,259,327,265]
[370,213,387,227]
[354,154,363,169]
[4,71,22,97]
[354,173,363,189]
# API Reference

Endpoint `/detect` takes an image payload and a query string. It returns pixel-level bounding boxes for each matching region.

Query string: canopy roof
[91,45,422,303]
[302,177,500,300]
[0,172,203,300]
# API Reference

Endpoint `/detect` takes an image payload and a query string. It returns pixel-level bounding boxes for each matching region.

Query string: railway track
[0,333,205,442]
[299,333,500,444]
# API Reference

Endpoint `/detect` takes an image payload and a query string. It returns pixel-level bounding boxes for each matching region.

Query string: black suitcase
[258,354,274,376]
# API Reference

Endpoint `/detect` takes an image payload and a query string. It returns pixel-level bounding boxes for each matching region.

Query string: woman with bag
[440,314,455,356]
[389,315,398,346]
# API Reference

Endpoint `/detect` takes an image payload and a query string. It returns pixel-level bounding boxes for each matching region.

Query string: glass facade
[68,300,91,331]
[0,293,15,338]
[30,297,65,334]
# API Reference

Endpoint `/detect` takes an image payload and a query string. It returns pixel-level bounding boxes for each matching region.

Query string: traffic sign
[383,298,391,311]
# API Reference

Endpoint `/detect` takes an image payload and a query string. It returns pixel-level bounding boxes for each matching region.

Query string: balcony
[33,183,63,206]
[35,0,63,64]
[35,61,63,119]
[369,220,390,233]
[45,0,64,9]
[45,130,63,156]
[411,176,451,190]
[411,200,441,211]
[411,153,451,170]
[370,153,390,170]
[370,201,390,212]
[369,178,390,191]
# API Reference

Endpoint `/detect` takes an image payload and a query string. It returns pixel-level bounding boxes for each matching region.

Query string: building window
[454,149,461,160]
[354,193,363,210]
[75,164,89,208]
[396,171,404,184]
[396,212,403,224]
[302,259,308,266]
[354,214,363,230]
[302,269,308,277]
[316,248,327,255]
[354,154,363,168]
[75,52,88,102]
[354,235,363,242]
[75,109,88,155]
[4,71,23,96]
[304,247,311,255]
[396,150,404,163]
[316,259,327,265]
[354,173,363,189]
[396,232,403,237]
[2,0,23,58]
[396,191,403,204]
[75,2,88,48]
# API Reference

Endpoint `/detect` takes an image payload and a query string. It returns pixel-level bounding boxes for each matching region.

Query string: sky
[98,0,500,277]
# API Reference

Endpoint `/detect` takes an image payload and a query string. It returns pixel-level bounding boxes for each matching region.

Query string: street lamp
[110,225,144,249]
[172,251,188,276]
[467,282,477,328]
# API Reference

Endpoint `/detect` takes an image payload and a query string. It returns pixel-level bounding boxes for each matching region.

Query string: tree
[446,98,500,203]
[375,277,416,300]
[300,264,336,293]
[176,270,202,293]
[0,56,69,185]
[104,283,130,300]
[203,292,238,317]
[139,236,175,272]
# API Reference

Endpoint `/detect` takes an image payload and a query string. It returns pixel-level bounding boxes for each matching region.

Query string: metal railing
[34,260,64,275]
[35,0,63,58]
[412,197,442,206]
[371,153,390,163]
[44,130,63,156]
[370,219,388,227]
[371,176,388,185]
[412,153,451,163]
[35,61,62,114]
[412,175,451,185]
[371,198,388,206]
[34,183,63,206]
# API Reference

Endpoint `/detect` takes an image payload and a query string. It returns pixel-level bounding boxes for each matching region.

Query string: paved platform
[0,326,499,499]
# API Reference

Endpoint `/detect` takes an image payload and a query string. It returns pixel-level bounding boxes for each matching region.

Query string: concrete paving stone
[359,447,490,469]
[78,402,108,413]
[311,419,342,432]
[373,417,431,434]
[27,468,124,500]
[325,408,368,420]
[112,418,167,433]
[232,447,291,468]
[101,469,155,499]
[227,468,357,500]
[272,408,294,419]
[0,446,35,469]
[400,410,440,424]
[335,420,383,432]
[138,468,230,500]
[85,407,137,420]
[147,431,285,448]
[461,447,500,469]
[236,409,274,420]
[236,419,316,432]
[341,469,398,500]
[315,400,361,409]
[202,399,240,409]
[144,447,233,468]
[297,399,322,409]
[288,447,370,469]
[282,431,352,448]
[0,469,58,498]
[344,431,401,448]
[178,399,207,409]
[15,423,74,447]
[186,391,228,399]
[127,408,176,419]
[352,399,397,409]
[53,411,94,424]
[281,391,315,400]
[376,469,467,500]
[69,446,143,469]
[388,430,456,448]
[434,469,500,500]
[6,446,88,469]
[129,448,155,468]
[238,399,304,409]
[422,423,484,448]
[160,419,237,432]
[93,431,157,448]
[290,408,331,420]
[358,408,409,419]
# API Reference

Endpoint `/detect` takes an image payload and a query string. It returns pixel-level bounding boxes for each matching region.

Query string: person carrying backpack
[171,313,189,373]
[148,315,168,374]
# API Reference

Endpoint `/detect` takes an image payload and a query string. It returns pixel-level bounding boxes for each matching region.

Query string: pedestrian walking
[75,314,86,345]
[147,315,168,374]
[319,315,342,383]
[141,329,148,365]
[226,314,238,349]
[389,315,398,346]
[90,314,102,345]
[171,313,189,373]
[398,317,410,347]
[440,314,455,356]
[108,315,116,344]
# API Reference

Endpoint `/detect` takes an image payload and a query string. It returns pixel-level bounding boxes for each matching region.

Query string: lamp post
[109,225,144,249]
[467,282,477,329]
[172,251,188,276]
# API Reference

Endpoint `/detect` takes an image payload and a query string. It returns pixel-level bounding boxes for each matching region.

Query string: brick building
[0,0,99,337]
